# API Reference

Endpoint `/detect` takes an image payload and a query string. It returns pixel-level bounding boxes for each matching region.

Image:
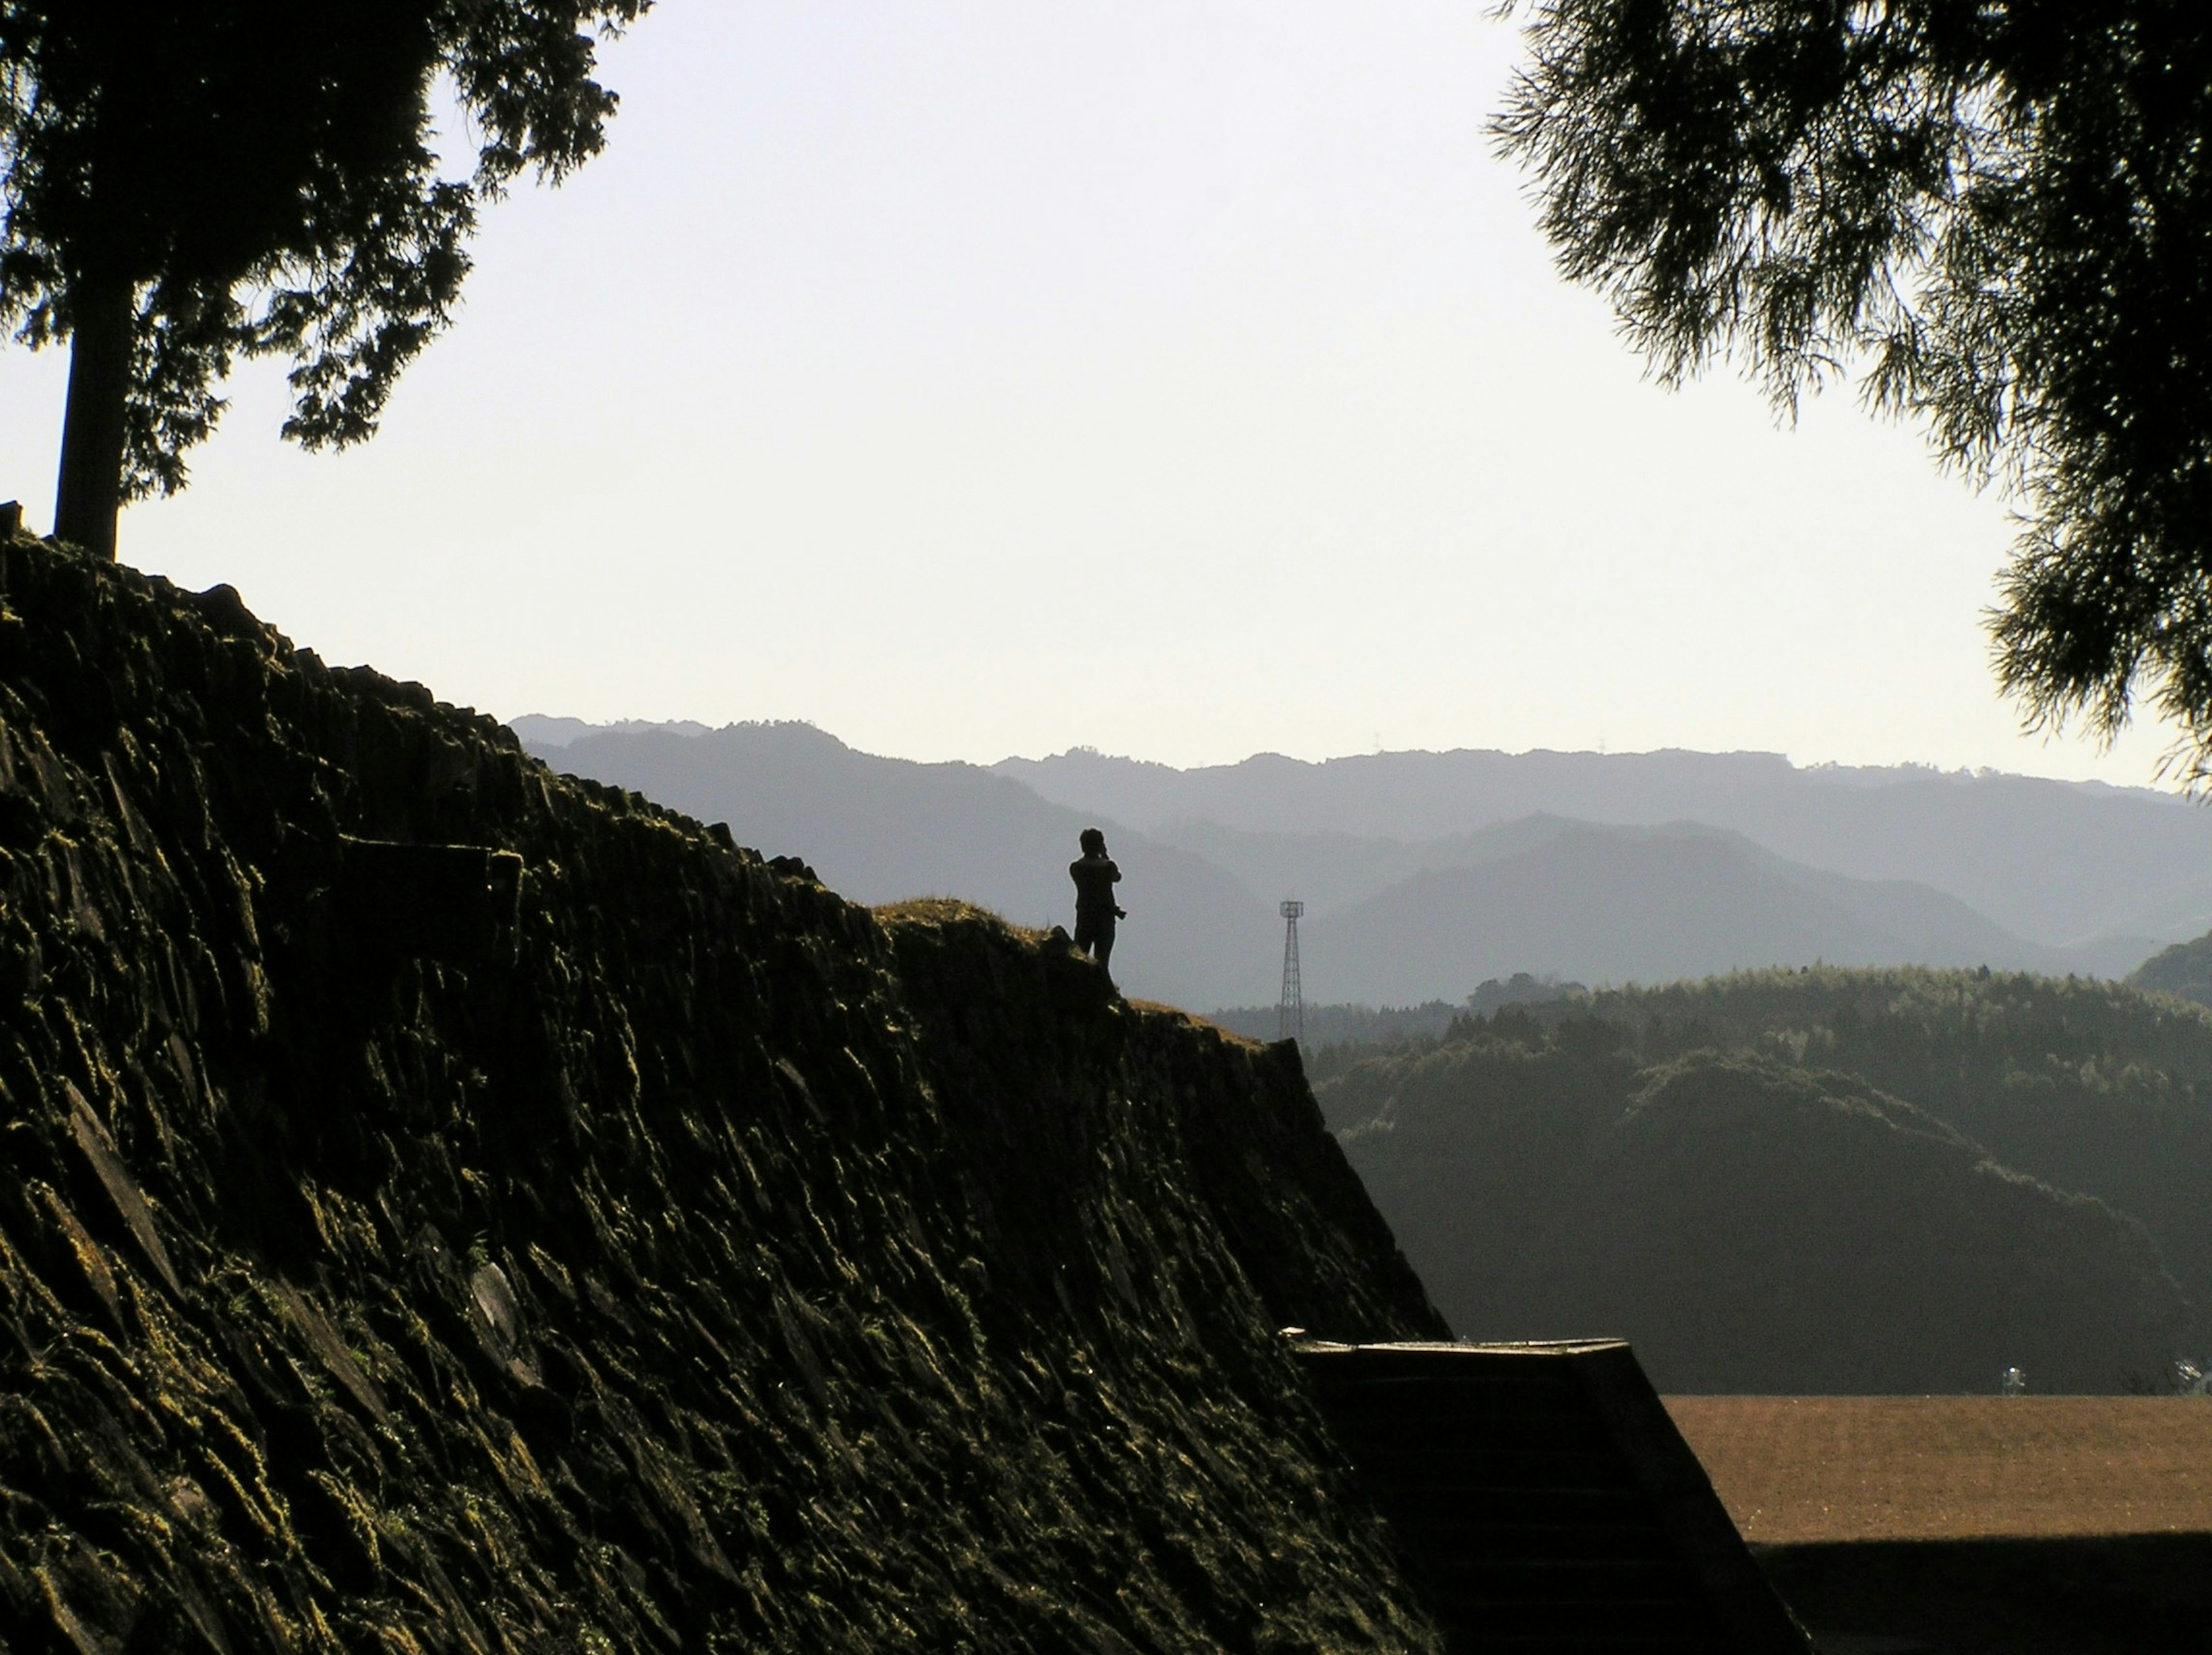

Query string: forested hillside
[1317,969,2212,1393]
[2131,932,2212,1009]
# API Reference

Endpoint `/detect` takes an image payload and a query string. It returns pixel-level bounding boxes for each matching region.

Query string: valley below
[3,540,2205,1650]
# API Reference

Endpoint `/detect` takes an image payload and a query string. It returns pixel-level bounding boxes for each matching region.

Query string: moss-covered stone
[0,538,1444,1654]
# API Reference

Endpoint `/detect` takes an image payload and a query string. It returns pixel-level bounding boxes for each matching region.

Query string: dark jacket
[1070,854,1121,918]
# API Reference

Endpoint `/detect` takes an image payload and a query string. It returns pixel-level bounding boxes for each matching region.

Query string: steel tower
[1278,900,1305,1044]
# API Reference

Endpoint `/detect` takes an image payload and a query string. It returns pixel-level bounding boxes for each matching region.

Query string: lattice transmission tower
[1278,900,1305,1044]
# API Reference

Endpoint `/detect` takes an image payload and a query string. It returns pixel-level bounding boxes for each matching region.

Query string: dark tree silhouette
[1496,3,2212,772]
[1,1,647,560]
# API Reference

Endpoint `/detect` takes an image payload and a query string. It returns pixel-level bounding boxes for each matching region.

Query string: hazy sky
[0,2,2182,783]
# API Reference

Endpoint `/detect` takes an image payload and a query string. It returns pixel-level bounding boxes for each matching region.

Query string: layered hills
[998,745,2212,957]
[1285,819,2066,1002]
[516,719,1281,1012]
[1318,969,2212,1394]
[0,539,1445,1652]
[520,722,2187,1009]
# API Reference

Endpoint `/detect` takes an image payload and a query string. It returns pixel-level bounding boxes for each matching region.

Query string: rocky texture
[0,537,1445,1654]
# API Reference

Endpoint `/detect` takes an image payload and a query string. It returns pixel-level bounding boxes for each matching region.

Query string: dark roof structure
[1297,1339,1812,1652]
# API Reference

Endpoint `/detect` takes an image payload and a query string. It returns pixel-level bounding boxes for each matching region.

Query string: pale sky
[0,1,2183,785]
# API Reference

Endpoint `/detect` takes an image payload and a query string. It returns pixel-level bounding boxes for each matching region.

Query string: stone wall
[0,538,1444,1654]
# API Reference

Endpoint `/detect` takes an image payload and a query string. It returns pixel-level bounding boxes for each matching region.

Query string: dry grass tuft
[870,896,1043,940]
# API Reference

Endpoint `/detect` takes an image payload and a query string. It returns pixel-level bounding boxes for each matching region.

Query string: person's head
[1080,827,1107,856]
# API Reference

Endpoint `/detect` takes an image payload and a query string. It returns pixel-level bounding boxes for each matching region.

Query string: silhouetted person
[1070,827,1124,974]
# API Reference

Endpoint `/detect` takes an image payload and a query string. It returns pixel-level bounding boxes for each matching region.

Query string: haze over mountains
[516,719,2212,1010]
[1000,745,2212,953]
[518,720,1279,1010]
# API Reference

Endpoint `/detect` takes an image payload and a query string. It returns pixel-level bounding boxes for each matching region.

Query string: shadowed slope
[1475,969,2212,1324]
[0,539,1443,1654]
[1327,1034,2192,1393]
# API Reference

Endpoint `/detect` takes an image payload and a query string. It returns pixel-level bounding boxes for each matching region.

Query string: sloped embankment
[0,537,1445,1653]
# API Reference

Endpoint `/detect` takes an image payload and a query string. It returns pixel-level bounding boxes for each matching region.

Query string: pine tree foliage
[1495,2,2212,772]
[0,1,645,520]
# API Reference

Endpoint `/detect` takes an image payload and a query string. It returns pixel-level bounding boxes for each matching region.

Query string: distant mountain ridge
[1302,819,2134,1002]
[1154,813,2151,985]
[996,745,2212,952]
[519,721,2185,1008]
[518,720,1279,1011]
[513,713,712,746]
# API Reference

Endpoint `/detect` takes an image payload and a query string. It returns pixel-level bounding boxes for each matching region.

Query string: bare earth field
[1662,1398,2212,1655]
[1664,1395,2212,1543]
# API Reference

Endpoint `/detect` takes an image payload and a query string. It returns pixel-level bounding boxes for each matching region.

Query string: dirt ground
[1663,1398,2212,1654]
[1664,1395,2212,1543]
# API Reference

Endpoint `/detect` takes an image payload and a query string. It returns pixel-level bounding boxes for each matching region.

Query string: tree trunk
[52,272,134,561]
